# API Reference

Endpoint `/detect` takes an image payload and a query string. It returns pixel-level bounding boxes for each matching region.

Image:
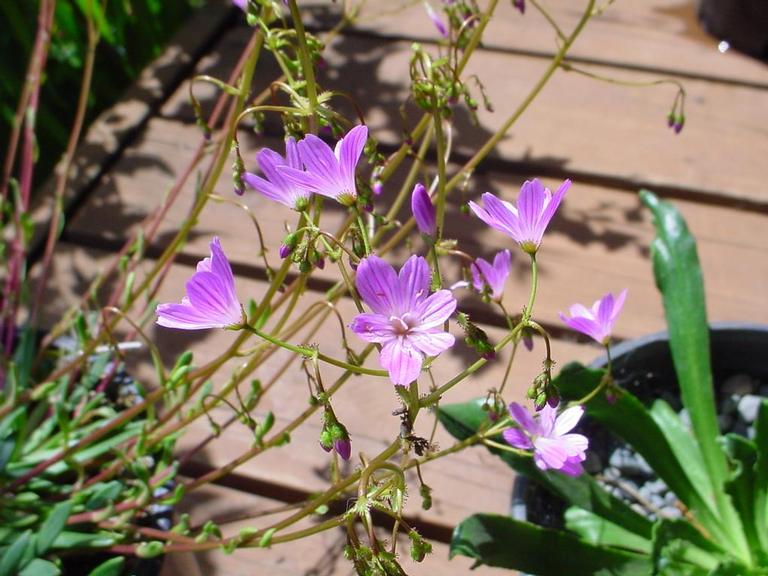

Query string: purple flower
[411,183,436,236]
[233,0,246,10]
[243,138,311,211]
[424,2,449,37]
[512,0,525,13]
[469,179,570,254]
[470,249,511,301]
[279,125,368,206]
[156,238,244,330]
[350,255,457,386]
[503,402,588,476]
[559,289,627,345]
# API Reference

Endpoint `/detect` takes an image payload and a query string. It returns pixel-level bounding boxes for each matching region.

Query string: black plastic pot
[698,0,768,60]
[511,323,768,528]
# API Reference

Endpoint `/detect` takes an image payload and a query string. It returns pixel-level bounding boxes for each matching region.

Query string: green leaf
[649,400,712,513]
[639,191,724,487]
[556,363,726,547]
[450,514,650,575]
[651,520,721,575]
[19,559,60,576]
[36,501,73,555]
[640,190,748,560]
[565,508,651,553]
[52,531,116,550]
[87,557,124,576]
[439,397,653,539]
[755,399,768,552]
[0,530,32,576]
[721,434,761,553]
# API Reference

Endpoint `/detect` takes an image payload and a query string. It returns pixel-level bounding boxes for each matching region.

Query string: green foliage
[0,0,200,183]
[443,191,768,574]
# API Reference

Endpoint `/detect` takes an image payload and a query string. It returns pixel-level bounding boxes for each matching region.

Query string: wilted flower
[559,289,628,345]
[280,125,368,206]
[350,255,457,385]
[424,2,449,37]
[469,179,570,254]
[470,249,511,301]
[411,183,436,236]
[156,237,244,330]
[512,0,525,13]
[503,402,588,476]
[243,138,311,211]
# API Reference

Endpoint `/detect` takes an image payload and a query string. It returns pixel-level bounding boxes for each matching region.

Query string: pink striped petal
[380,338,423,386]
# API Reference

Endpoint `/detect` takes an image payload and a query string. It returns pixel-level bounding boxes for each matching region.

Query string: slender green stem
[523,253,538,322]
[241,324,387,377]
[287,0,318,130]
[355,207,372,255]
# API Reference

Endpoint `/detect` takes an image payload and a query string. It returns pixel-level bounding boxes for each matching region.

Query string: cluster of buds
[279,230,325,273]
[319,406,351,460]
[526,360,559,410]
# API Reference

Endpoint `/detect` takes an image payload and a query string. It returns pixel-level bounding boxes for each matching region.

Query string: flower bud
[333,438,351,461]
[411,183,436,236]
[279,244,291,259]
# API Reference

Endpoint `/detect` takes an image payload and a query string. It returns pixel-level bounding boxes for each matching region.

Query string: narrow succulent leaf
[439,398,653,538]
[556,363,726,547]
[565,507,652,553]
[649,400,712,510]
[0,530,31,576]
[36,500,73,554]
[52,531,116,549]
[720,434,762,553]
[639,192,725,485]
[86,557,125,576]
[19,559,60,576]
[450,513,650,575]
[755,399,768,552]
[640,190,748,559]
[651,520,723,575]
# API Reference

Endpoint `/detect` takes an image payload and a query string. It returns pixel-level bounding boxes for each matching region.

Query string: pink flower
[243,138,311,211]
[559,289,627,344]
[411,183,436,236]
[350,255,457,386]
[233,0,246,10]
[470,249,511,301]
[469,179,570,254]
[503,402,588,476]
[156,238,244,330]
[279,125,368,206]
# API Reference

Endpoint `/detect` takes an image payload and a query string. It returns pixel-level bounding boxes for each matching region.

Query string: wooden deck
[36,0,768,573]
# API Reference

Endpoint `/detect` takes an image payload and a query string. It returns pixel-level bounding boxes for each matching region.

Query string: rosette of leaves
[0,330,181,576]
[439,191,768,575]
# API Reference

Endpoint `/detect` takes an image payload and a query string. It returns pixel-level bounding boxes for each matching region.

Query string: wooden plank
[154,23,768,207]
[304,0,768,88]
[33,243,597,535]
[160,482,508,575]
[66,120,768,340]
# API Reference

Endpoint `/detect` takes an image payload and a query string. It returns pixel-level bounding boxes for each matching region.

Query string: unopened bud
[411,183,436,236]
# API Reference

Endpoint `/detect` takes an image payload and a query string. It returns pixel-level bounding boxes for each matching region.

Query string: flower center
[389,313,417,335]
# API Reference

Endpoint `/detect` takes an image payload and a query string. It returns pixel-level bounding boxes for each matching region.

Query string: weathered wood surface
[41,0,768,573]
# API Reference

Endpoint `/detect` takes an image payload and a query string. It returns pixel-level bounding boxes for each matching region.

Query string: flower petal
[508,402,536,434]
[408,330,454,356]
[415,289,457,329]
[560,433,589,457]
[349,313,396,343]
[534,437,568,470]
[537,403,558,436]
[554,405,584,436]
[537,179,570,234]
[355,256,399,315]
[337,125,367,193]
[396,255,430,314]
[380,338,423,386]
[156,302,227,330]
[503,427,533,450]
